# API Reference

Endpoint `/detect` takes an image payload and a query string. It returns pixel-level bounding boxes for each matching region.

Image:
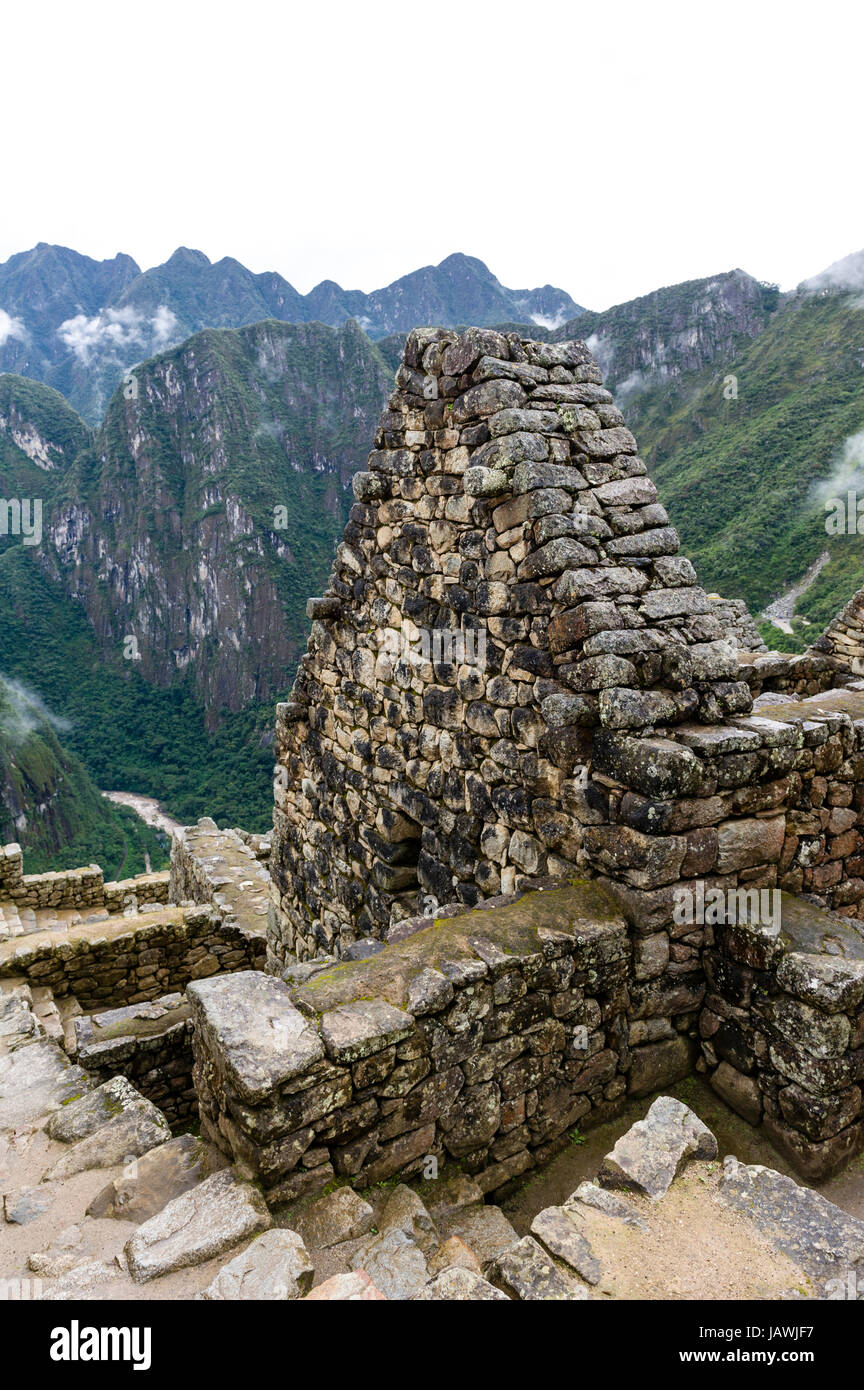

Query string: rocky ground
[3,979,864,1301]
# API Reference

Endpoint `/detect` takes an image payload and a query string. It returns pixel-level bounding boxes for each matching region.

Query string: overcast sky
[3,0,863,311]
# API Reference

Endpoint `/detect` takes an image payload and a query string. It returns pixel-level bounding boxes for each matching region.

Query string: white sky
[3,0,863,312]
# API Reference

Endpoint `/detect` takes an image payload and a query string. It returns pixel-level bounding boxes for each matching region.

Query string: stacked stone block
[0,903,265,1011]
[810,584,864,674]
[270,328,748,964]
[190,882,631,1203]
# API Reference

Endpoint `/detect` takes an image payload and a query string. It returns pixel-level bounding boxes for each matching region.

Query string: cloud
[0,673,71,747]
[801,249,864,307]
[614,369,653,404]
[529,309,569,330]
[811,427,864,509]
[0,308,28,348]
[585,331,615,378]
[57,304,180,365]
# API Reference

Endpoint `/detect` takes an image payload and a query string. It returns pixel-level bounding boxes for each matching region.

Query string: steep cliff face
[629,286,864,636]
[48,318,393,717]
[0,374,90,498]
[553,269,778,394]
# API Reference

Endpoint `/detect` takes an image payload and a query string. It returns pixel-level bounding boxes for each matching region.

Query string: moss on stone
[290,880,627,1016]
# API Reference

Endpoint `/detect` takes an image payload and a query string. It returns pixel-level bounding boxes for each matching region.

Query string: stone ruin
[3,328,864,1301]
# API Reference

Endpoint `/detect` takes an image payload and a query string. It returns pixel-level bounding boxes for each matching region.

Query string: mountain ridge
[0,245,584,422]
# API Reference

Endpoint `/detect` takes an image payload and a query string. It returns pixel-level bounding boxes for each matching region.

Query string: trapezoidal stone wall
[253,326,864,1184]
[270,328,748,966]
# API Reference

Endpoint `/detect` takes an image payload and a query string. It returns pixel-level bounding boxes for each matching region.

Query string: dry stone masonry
[247,329,864,1186]
[270,327,758,963]
[6,328,864,1306]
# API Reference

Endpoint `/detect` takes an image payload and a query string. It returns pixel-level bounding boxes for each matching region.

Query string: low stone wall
[584,691,864,1178]
[189,882,637,1203]
[74,993,195,1131]
[0,904,266,1012]
[706,596,767,653]
[170,818,271,933]
[103,872,171,911]
[0,844,104,910]
[738,650,846,700]
[702,895,864,1180]
[0,842,170,913]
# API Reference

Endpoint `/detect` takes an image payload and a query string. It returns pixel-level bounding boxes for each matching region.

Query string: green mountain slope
[0,672,168,874]
[0,319,395,846]
[623,289,864,638]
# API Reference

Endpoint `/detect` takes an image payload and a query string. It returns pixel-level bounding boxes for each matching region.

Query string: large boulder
[349,1227,429,1300]
[295,1187,374,1250]
[125,1170,271,1283]
[87,1135,221,1222]
[599,1095,717,1199]
[201,1229,314,1300]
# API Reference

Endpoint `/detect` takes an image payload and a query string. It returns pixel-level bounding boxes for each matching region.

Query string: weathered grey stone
[320,1000,414,1062]
[530,1205,602,1283]
[464,465,510,497]
[488,1235,585,1300]
[452,378,527,423]
[766,995,851,1060]
[412,1267,509,1300]
[125,1170,271,1283]
[719,1156,864,1277]
[566,1182,648,1230]
[188,972,324,1103]
[296,1186,375,1249]
[201,1229,314,1300]
[438,1202,520,1268]
[0,1040,89,1133]
[46,1092,171,1180]
[377,1184,439,1256]
[628,1036,695,1096]
[303,1270,387,1300]
[710,1061,763,1125]
[427,1235,483,1277]
[716,817,785,872]
[3,1186,52,1224]
[46,1076,148,1143]
[350,1227,429,1300]
[420,1173,484,1220]
[87,1135,222,1222]
[406,968,454,1016]
[776,952,864,1014]
[599,1095,717,1199]
[39,1259,124,1301]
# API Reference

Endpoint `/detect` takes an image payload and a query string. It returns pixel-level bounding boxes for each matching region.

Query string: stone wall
[258,327,864,1184]
[270,328,753,965]
[190,882,639,1203]
[702,894,864,1181]
[810,582,864,675]
[738,650,846,701]
[706,595,767,653]
[170,819,271,933]
[0,904,265,1012]
[74,993,195,1131]
[0,841,170,912]
[584,690,864,1178]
